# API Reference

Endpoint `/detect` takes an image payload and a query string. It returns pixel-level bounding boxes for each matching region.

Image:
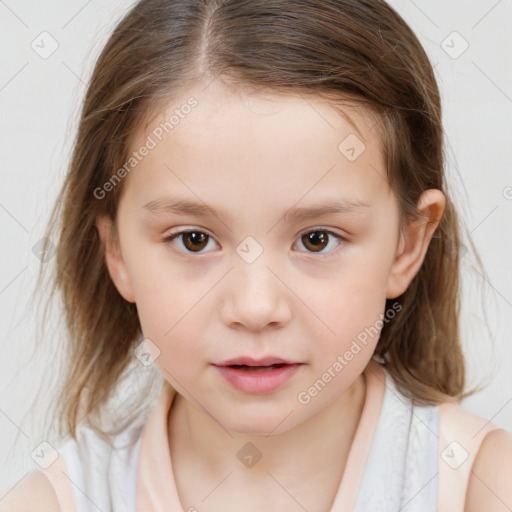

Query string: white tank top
[34,360,500,511]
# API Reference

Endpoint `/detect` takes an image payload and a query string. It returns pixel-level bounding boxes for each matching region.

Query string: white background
[1,0,511,494]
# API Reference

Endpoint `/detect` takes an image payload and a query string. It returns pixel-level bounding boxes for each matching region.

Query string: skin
[1,81,510,512]
[97,80,446,511]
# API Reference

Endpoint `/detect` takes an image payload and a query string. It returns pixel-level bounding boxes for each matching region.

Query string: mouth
[212,360,303,394]
[214,355,299,367]
[225,363,289,371]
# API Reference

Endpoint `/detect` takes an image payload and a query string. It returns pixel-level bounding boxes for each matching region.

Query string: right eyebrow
[142,196,372,224]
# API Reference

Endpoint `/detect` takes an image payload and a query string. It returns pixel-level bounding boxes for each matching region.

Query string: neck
[168,372,366,506]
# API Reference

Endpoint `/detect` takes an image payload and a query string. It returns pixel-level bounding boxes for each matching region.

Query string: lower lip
[213,364,302,394]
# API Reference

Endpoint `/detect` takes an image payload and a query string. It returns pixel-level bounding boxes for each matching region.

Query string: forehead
[122,82,391,213]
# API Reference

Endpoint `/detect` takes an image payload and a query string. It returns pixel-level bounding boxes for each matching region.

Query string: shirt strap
[35,454,77,512]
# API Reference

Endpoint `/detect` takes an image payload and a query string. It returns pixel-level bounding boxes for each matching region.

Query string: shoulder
[437,401,509,509]
[0,469,61,512]
[438,401,512,511]
[464,428,512,511]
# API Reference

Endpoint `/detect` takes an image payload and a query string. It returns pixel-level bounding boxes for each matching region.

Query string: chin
[220,410,299,437]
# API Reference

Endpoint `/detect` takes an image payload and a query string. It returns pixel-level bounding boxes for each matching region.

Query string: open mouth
[227,364,288,371]
[214,363,302,393]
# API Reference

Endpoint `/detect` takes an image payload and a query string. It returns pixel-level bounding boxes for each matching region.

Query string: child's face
[102,82,420,434]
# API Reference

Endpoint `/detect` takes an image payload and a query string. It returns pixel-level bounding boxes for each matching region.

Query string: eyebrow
[143,196,372,223]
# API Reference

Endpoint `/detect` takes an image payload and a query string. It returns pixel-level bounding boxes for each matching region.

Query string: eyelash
[162,228,346,258]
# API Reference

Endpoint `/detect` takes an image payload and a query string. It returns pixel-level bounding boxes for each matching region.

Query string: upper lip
[213,356,298,367]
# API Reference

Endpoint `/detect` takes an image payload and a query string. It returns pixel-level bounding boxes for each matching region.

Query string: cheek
[136,290,210,382]
[307,254,390,329]
[305,286,385,364]
[299,253,391,369]
[123,215,394,373]
[133,280,208,347]
[121,236,194,320]
[126,258,214,372]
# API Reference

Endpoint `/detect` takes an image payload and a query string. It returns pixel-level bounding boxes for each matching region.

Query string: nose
[219,258,292,332]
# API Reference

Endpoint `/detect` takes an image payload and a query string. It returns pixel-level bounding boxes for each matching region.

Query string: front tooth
[237,365,276,371]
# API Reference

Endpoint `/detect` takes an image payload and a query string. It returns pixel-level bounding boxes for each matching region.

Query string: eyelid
[162,227,219,255]
[295,227,346,258]
[162,226,348,257]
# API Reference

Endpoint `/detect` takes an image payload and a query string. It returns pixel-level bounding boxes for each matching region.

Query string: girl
[2,0,511,510]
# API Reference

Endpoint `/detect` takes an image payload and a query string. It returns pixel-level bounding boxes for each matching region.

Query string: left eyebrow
[142,196,372,223]
[281,199,372,223]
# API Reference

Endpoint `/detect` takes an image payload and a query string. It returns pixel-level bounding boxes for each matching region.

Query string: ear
[386,189,446,299]
[96,215,136,303]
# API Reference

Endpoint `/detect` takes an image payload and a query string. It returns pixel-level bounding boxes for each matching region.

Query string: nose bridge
[220,241,291,330]
[235,245,280,302]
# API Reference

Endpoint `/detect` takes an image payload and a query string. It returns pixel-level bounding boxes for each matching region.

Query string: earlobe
[96,215,136,303]
[386,189,446,299]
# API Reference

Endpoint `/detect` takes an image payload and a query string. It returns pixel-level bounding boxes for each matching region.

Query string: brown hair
[34,0,492,442]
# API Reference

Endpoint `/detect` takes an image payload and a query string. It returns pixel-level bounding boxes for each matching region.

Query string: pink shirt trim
[35,361,502,511]
[135,359,387,511]
[37,454,78,512]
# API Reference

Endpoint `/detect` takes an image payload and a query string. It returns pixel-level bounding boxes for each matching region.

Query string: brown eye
[297,229,344,255]
[182,231,208,251]
[302,231,329,252]
[164,230,216,254]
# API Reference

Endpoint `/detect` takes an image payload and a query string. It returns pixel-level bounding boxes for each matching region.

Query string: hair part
[35,0,489,442]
